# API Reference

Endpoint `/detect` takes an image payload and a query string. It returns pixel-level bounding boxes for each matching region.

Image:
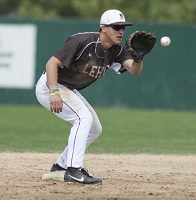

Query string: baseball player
[36,9,156,184]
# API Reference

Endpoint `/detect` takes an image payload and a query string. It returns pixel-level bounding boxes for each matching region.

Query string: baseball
[160,36,171,47]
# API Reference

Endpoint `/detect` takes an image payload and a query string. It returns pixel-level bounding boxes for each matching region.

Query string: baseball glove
[125,31,156,63]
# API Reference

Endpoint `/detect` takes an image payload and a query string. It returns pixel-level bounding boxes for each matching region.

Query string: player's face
[104,25,126,45]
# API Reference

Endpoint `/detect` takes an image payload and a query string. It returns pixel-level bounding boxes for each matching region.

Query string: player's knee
[81,110,93,127]
[96,123,102,136]
[92,122,102,140]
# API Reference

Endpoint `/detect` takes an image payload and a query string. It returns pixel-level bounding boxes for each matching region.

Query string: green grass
[0,104,196,154]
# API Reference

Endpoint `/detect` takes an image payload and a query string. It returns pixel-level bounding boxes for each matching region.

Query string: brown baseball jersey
[53,32,132,90]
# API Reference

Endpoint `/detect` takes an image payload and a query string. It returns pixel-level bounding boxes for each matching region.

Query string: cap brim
[110,22,133,26]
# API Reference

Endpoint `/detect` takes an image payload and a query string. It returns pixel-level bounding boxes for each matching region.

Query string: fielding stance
[36,9,156,184]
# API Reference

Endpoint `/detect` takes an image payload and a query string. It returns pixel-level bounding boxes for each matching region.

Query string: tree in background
[0,0,196,23]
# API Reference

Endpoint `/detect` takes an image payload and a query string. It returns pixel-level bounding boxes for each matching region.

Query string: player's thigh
[36,80,92,124]
[57,85,93,124]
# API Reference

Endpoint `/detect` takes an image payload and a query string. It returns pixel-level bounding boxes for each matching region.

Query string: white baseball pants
[35,73,102,169]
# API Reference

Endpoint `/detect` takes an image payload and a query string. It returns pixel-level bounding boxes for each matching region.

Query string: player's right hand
[50,94,63,113]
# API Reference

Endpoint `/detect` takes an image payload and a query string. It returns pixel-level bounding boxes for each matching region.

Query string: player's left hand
[125,31,156,63]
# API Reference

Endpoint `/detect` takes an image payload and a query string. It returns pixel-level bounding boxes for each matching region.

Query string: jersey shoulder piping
[75,41,99,60]
[71,32,99,37]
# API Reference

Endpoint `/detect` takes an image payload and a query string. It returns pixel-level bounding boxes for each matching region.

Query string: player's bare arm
[46,56,63,113]
[122,59,143,75]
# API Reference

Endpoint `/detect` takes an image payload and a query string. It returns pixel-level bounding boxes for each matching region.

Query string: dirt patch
[0,153,196,200]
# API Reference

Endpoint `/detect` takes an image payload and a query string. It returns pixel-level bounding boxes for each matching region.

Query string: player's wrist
[49,88,59,96]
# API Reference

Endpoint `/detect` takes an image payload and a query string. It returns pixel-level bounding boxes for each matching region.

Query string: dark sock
[67,167,78,173]
[56,163,65,169]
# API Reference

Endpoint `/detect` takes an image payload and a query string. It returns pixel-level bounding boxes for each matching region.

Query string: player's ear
[100,25,107,33]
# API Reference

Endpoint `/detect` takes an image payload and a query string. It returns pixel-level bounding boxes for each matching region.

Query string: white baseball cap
[100,9,133,27]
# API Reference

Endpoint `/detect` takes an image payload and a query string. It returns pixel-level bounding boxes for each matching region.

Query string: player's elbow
[129,68,142,75]
[132,71,141,76]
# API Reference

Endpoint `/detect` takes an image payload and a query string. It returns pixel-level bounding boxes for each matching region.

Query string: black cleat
[64,168,102,184]
[50,163,66,172]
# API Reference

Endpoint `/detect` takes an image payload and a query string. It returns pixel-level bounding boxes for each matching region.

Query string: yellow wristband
[50,91,60,96]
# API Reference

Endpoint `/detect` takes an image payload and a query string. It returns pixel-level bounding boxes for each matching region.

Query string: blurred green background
[1,0,196,23]
[0,0,195,154]
[0,105,196,154]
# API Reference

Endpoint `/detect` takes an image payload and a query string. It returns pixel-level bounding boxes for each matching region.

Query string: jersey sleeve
[114,44,132,64]
[53,36,81,68]
[110,44,132,74]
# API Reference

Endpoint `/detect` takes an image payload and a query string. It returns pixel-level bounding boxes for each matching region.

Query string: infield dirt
[0,153,196,200]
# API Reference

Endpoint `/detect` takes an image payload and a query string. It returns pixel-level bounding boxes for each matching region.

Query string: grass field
[0,104,196,154]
